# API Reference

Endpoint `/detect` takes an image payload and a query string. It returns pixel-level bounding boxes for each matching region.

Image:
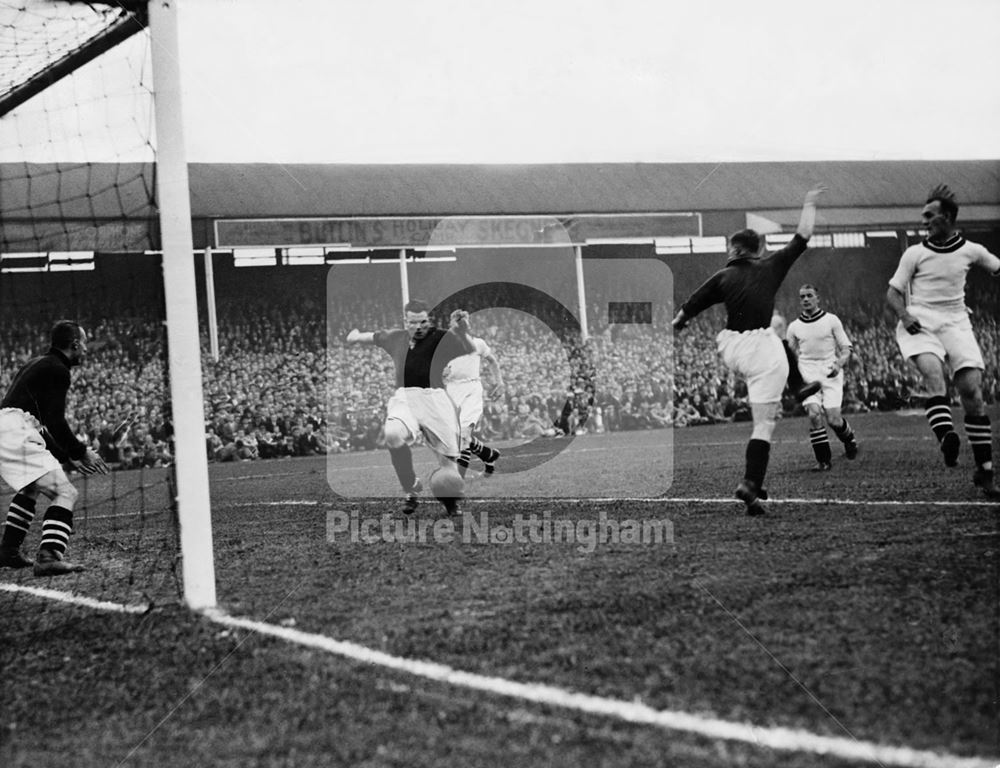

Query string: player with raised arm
[346,300,476,514]
[786,284,859,470]
[886,184,1000,499]
[443,332,504,478]
[672,185,825,515]
[0,320,109,575]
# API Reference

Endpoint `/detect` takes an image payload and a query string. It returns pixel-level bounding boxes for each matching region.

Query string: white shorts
[717,328,789,404]
[0,408,61,492]
[798,361,844,410]
[385,388,461,458]
[895,306,984,372]
[445,379,484,439]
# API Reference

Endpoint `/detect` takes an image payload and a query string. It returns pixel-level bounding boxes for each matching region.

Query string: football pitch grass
[1,409,997,767]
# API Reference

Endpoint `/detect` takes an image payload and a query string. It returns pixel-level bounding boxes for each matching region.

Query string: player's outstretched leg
[469,436,500,476]
[783,342,822,403]
[0,492,37,568]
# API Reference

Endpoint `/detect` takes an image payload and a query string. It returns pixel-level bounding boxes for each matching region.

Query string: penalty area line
[1,583,993,767]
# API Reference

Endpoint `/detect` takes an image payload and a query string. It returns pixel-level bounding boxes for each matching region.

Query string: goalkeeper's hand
[71,448,108,476]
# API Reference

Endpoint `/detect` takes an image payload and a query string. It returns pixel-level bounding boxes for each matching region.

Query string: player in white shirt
[886,184,1000,499]
[786,285,859,470]
[443,335,504,477]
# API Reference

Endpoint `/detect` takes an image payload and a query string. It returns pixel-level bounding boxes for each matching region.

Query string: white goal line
[0,582,993,768]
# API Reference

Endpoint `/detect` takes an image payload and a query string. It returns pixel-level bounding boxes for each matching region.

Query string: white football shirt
[888,235,1000,313]
[786,310,852,364]
[443,336,490,383]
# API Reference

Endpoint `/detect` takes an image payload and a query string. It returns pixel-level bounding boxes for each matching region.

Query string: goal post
[147,0,215,609]
[0,0,216,611]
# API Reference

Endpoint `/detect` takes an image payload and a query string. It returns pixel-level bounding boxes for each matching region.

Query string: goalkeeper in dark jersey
[672,185,825,515]
[0,320,108,575]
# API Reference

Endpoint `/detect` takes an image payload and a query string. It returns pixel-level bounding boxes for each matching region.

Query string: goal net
[0,1,204,617]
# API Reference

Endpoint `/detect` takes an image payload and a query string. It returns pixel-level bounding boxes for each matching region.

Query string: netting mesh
[0,0,155,254]
[0,1,177,611]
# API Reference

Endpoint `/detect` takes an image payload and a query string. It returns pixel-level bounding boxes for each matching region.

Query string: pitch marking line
[0,583,991,768]
[0,583,147,614]
[226,496,1000,509]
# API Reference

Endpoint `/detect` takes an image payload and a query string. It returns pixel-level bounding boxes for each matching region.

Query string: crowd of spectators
[0,268,998,469]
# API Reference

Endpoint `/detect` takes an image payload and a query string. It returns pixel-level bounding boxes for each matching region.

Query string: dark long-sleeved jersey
[680,234,809,331]
[374,328,473,389]
[0,348,87,460]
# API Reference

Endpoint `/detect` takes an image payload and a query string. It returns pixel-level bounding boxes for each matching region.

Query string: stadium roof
[182,160,1000,219]
[2,159,998,250]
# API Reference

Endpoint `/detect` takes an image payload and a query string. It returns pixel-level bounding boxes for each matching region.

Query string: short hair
[404,299,429,314]
[799,283,818,294]
[50,320,83,349]
[729,229,760,255]
[926,184,959,223]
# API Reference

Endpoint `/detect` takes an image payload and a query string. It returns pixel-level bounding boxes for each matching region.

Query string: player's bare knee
[56,481,78,508]
[807,407,824,429]
[36,476,77,508]
[383,420,409,449]
[954,368,983,395]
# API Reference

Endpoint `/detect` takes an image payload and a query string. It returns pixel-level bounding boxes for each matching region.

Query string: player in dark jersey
[0,320,108,575]
[672,185,825,515]
[346,299,475,514]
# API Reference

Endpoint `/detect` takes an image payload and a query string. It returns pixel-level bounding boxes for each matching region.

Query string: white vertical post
[574,245,589,341]
[399,248,410,308]
[148,0,216,610]
[203,246,219,362]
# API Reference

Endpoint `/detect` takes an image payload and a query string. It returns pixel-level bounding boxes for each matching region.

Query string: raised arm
[796,184,826,241]
[448,309,476,354]
[346,329,375,344]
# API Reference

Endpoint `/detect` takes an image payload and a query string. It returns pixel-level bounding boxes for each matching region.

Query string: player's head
[403,299,432,339]
[798,284,820,314]
[922,184,958,241]
[727,229,761,263]
[51,320,87,364]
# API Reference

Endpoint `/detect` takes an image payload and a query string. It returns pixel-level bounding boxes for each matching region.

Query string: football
[429,466,465,499]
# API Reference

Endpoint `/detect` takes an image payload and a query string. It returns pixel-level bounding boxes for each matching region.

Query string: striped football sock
[924,395,954,442]
[1,493,36,549]
[965,414,994,470]
[832,419,856,445]
[39,505,73,556]
[457,448,472,477]
[809,427,832,464]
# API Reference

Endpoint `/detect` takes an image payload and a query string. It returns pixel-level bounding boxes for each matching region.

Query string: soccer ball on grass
[429,466,465,499]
